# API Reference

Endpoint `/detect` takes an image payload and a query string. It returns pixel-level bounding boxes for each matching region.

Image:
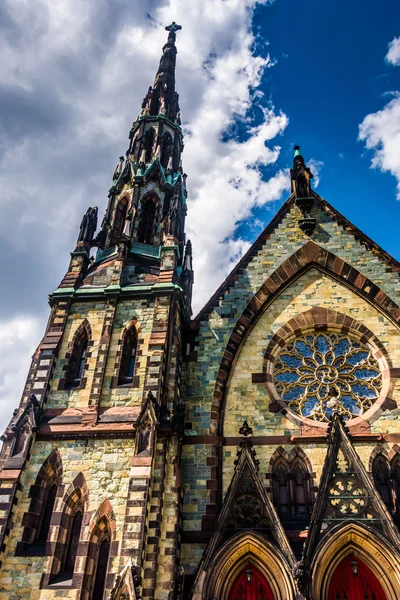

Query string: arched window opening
[91,533,111,600]
[75,342,87,382]
[136,426,151,456]
[15,450,62,557]
[144,127,156,163]
[12,422,30,456]
[137,196,157,245]
[390,454,400,523]
[68,331,88,388]
[111,197,128,244]
[271,453,312,527]
[149,88,160,116]
[63,505,83,576]
[173,135,180,170]
[161,132,173,168]
[328,555,386,600]
[38,484,57,544]
[292,460,311,521]
[373,455,393,511]
[272,463,290,518]
[118,326,137,386]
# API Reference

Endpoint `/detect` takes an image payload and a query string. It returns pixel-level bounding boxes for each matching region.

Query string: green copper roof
[294,145,302,158]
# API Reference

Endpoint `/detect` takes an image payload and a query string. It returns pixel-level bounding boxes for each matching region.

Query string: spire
[291,145,316,236]
[140,22,182,123]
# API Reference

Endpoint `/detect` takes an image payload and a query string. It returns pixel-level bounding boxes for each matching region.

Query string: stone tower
[0,22,192,600]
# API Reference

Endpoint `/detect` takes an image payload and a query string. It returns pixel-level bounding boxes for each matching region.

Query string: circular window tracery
[273,332,382,422]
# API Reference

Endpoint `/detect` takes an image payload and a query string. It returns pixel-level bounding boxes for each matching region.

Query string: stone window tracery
[273,332,382,422]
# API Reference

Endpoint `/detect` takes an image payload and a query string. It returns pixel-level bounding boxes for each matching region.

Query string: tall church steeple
[95,22,187,263]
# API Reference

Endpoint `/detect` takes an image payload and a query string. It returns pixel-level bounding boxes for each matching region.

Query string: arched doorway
[328,555,386,600]
[228,565,274,600]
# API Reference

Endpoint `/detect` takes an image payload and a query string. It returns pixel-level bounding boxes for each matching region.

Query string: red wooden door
[228,566,274,600]
[328,555,387,600]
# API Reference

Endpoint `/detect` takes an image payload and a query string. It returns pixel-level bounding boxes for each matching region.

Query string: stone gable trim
[195,193,400,321]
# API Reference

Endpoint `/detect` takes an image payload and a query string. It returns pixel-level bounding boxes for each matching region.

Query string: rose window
[273,333,382,422]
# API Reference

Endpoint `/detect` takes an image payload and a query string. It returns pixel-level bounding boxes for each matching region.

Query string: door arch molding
[194,532,295,600]
[309,522,400,600]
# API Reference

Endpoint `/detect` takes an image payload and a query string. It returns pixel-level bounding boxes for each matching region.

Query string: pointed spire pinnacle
[294,144,302,158]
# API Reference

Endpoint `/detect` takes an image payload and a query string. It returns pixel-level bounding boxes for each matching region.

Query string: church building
[1,22,400,600]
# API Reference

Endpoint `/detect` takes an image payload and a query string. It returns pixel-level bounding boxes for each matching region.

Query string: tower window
[75,342,87,382]
[137,196,157,245]
[144,127,156,163]
[91,534,111,600]
[38,484,57,544]
[118,326,137,386]
[161,132,173,168]
[64,508,83,575]
[110,197,128,245]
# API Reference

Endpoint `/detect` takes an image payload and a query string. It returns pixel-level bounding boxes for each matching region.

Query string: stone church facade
[0,23,400,600]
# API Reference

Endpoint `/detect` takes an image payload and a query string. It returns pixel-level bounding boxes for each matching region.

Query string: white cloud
[386,36,400,66]
[358,35,400,199]
[0,317,42,431]
[0,0,291,428]
[359,94,400,199]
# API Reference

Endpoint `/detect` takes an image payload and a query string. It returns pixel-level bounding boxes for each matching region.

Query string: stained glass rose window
[273,333,382,422]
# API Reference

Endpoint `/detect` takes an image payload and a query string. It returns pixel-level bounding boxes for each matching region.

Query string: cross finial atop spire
[165,21,182,44]
[165,21,182,33]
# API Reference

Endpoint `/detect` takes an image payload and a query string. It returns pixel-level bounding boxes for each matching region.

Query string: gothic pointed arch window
[137,195,157,245]
[291,458,312,521]
[63,321,91,389]
[16,449,62,556]
[270,449,313,525]
[272,460,290,518]
[118,324,137,386]
[91,524,111,600]
[372,454,393,511]
[110,196,128,245]
[64,503,83,574]
[173,134,180,170]
[161,132,173,168]
[391,453,400,514]
[144,127,156,163]
[149,87,160,116]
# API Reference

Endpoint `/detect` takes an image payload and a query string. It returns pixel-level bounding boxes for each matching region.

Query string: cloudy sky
[0,0,399,430]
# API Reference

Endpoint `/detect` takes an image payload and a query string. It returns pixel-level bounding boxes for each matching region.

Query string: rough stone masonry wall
[47,299,156,410]
[0,438,133,600]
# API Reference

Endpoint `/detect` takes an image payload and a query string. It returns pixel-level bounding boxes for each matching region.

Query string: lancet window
[110,197,128,244]
[271,452,312,524]
[372,454,393,511]
[15,449,62,556]
[118,325,137,386]
[144,127,156,163]
[91,527,111,600]
[65,324,90,389]
[161,132,173,168]
[137,195,157,245]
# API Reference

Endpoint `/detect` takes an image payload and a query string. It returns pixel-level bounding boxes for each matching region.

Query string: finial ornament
[165,22,182,33]
[239,421,253,438]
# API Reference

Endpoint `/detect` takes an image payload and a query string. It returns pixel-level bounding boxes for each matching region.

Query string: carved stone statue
[77,206,98,245]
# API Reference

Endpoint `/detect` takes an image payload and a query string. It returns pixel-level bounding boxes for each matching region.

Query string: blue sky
[0,0,399,429]
[248,0,400,258]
